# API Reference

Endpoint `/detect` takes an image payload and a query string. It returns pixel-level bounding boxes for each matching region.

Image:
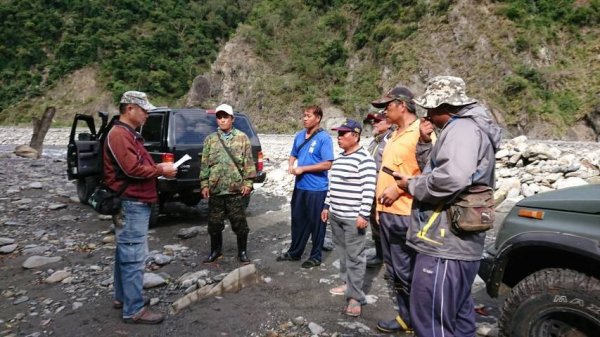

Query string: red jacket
[103,120,163,203]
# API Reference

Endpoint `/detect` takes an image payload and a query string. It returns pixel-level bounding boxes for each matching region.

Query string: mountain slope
[1,0,599,139]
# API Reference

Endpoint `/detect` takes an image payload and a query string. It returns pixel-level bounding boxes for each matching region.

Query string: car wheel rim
[532,310,598,337]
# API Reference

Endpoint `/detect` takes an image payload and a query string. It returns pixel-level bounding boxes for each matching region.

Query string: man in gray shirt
[395,76,502,337]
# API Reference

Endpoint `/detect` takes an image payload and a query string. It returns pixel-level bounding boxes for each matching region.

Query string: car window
[233,116,255,137]
[173,112,255,145]
[173,111,215,145]
[141,114,163,144]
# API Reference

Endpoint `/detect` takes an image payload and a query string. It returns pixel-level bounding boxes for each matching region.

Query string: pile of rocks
[494,136,600,212]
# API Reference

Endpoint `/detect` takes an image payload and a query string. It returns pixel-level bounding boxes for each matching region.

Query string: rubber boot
[237,234,250,264]
[203,232,223,263]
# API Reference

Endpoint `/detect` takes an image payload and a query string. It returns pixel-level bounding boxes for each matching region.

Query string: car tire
[498,268,600,337]
[77,177,98,205]
[148,203,160,227]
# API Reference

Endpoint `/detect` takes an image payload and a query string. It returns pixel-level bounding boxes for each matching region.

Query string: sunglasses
[337,130,359,137]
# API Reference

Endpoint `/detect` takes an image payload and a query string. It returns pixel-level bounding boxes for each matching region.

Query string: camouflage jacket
[200,128,256,195]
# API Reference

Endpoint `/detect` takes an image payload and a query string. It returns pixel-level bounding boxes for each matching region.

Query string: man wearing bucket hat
[362,111,394,268]
[105,91,177,324]
[322,119,376,317]
[394,76,502,337]
[370,86,426,334]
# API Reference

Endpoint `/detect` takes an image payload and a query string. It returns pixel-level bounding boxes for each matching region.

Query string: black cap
[371,86,415,108]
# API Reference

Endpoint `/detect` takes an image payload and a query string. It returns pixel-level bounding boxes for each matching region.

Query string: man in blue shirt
[277,105,334,268]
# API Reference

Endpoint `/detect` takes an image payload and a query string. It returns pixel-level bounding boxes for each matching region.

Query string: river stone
[48,203,67,210]
[143,273,166,289]
[22,256,62,269]
[554,177,588,189]
[14,145,38,158]
[28,182,43,189]
[308,322,324,335]
[177,227,201,239]
[0,237,15,245]
[45,270,71,284]
[22,245,50,255]
[13,296,29,305]
[0,244,17,254]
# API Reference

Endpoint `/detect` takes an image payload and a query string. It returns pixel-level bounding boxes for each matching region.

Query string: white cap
[215,103,234,116]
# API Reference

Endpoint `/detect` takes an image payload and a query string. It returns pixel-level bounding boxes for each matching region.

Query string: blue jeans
[114,200,150,318]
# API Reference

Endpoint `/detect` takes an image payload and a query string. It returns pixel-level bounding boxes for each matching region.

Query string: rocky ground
[1,127,599,337]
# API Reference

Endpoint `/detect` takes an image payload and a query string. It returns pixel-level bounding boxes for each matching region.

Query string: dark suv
[67,108,266,225]
[478,184,600,337]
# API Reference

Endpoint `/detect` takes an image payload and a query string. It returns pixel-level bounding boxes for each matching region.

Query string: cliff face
[2,1,598,139]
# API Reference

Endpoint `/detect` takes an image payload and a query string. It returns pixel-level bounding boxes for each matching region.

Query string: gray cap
[119,91,157,111]
[414,76,477,109]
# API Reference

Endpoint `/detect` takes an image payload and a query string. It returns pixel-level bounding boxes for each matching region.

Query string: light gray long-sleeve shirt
[406,104,502,261]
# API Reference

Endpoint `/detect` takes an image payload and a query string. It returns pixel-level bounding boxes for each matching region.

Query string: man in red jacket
[104,91,177,324]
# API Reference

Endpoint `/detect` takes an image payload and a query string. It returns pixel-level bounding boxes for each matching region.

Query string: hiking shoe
[376,315,413,333]
[276,253,300,262]
[301,258,321,269]
[123,308,164,325]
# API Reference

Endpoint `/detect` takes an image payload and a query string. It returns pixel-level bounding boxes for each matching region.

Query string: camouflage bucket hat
[120,91,157,111]
[414,76,477,109]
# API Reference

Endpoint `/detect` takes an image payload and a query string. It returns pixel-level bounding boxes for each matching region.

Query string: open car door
[66,111,112,203]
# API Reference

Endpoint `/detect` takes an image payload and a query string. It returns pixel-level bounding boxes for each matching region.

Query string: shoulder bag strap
[296,128,323,154]
[104,128,129,196]
[218,136,245,179]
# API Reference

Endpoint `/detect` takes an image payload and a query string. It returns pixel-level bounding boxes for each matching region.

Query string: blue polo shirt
[290,129,334,191]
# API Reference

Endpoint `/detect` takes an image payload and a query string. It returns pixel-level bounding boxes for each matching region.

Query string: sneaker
[376,315,413,333]
[301,258,321,269]
[276,253,300,261]
[329,284,347,296]
[366,256,383,268]
[123,308,165,325]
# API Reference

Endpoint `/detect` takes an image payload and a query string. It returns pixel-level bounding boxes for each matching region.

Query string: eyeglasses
[216,114,231,120]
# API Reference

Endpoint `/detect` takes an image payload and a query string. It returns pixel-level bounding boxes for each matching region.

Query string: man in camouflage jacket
[200,103,256,264]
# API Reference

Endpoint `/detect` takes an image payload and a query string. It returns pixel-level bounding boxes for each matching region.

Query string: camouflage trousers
[208,194,249,236]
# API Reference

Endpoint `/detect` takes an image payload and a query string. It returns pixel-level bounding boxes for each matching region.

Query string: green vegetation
[0,0,255,123]
[1,0,599,136]
[239,0,445,127]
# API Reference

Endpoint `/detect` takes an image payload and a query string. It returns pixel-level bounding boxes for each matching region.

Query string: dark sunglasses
[216,114,231,120]
[337,131,354,137]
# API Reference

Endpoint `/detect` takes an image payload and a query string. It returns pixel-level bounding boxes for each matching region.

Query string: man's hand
[290,167,304,176]
[419,117,434,143]
[394,173,409,191]
[241,186,252,196]
[378,185,401,207]
[321,209,329,223]
[356,216,368,229]
[157,162,177,178]
[201,187,210,199]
